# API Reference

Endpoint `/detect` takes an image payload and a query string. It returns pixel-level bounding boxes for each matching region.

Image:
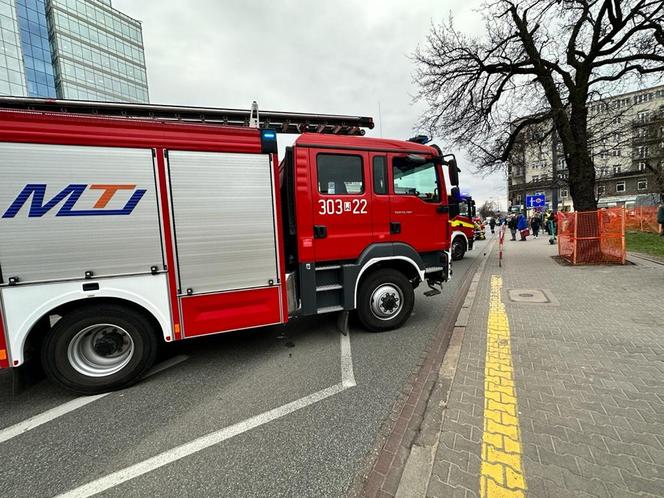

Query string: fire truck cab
[448,190,476,261]
[0,98,459,394]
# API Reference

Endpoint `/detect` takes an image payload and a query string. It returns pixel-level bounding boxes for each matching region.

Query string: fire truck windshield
[459,200,470,217]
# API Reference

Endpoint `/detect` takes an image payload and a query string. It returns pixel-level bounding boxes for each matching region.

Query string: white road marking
[0,394,106,445]
[0,355,189,445]
[57,332,357,497]
[57,383,348,498]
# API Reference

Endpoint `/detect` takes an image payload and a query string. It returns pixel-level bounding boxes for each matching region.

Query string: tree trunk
[566,102,598,212]
[567,150,598,212]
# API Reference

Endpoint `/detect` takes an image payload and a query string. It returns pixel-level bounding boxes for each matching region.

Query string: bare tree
[479,200,499,218]
[414,0,664,211]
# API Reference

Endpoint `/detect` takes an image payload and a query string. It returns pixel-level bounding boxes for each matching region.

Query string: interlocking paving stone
[426,236,664,497]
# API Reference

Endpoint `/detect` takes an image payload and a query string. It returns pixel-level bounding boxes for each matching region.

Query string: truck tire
[451,236,467,261]
[41,304,158,395]
[357,269,415,332]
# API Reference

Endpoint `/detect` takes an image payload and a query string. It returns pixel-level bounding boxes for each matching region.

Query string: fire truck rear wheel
[41,304,158,395]
[357,269,414,332]
[451,236,467,261]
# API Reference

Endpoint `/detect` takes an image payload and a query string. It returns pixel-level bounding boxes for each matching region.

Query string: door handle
[390,222,401,235]
[314,225,328,239]
[437,205,450,214]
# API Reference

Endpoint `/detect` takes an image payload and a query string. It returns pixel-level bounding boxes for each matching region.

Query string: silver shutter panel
[167,151,279,294]
[0,143,162,283]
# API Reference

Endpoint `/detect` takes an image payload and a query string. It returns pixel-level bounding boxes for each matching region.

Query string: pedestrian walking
[658,197,664,237]
[507,215,517,241]
[531,215,541,239]
[517,213,529,241]
[547,211,557,245]
[489,217,496,235]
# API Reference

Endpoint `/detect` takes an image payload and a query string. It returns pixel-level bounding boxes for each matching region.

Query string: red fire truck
[449,194,477,260]
[0,97,459,394]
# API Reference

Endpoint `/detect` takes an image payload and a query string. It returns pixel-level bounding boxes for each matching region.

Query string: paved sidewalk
[424,233,664,497]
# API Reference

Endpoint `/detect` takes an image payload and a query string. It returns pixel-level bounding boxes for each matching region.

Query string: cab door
[389,154,448,252]
[310,149,372,262]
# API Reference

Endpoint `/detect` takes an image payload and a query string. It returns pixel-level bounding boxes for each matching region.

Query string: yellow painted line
[480,275,527,498]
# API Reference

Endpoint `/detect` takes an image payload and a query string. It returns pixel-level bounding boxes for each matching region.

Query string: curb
[394,237,496,498]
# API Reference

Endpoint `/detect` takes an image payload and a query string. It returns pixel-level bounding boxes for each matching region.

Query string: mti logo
[2,184,147,218]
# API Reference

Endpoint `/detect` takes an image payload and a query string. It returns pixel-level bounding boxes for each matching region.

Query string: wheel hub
[370,284,404,320]
[93,331,126,357]
[67,324,135,378]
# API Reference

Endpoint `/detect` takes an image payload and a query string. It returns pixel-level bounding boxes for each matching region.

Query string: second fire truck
[449,193,476,260]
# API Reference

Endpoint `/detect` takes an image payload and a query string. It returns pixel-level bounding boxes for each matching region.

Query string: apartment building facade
[508,84,664,211]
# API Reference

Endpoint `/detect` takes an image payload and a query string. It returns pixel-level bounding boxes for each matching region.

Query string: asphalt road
[0,244,482,498]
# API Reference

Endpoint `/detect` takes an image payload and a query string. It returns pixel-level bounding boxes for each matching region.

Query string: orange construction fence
[557,208,626,265]
[625,206,659,234]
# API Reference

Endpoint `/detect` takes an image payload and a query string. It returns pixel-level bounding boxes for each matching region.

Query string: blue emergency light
[260,129,278,153]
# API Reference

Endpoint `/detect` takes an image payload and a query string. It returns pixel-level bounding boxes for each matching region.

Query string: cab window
[317,154,364,195]
[373,156,388,195]
[392,157,440,202]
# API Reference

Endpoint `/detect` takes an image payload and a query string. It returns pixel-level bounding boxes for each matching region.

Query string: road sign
[526,194,546,209]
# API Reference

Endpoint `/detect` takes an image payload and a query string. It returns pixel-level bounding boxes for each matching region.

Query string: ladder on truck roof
[0,96,374,136]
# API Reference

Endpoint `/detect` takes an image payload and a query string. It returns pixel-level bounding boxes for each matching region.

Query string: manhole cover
[508,289,550,304]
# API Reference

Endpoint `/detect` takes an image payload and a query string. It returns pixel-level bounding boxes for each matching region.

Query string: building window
[611,149,621,157]
[560,189,568,198]
[639,162,647,171]
[532,175,539,182]
[613,166,621,175]
[317,154,364,195]
[638,112,649,123]
[637,127,647,139]
[558,158,566,168]
[637,180,648,191]
[599,150,607,159]
[600,167,609,177]
[616,182,626,193]
[638,146,649,158]
[597,185,606,196]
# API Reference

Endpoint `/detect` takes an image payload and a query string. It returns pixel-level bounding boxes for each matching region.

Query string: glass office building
[0,0,148,102]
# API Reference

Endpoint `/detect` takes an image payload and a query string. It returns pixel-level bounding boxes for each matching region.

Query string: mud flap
[337,310,350,336]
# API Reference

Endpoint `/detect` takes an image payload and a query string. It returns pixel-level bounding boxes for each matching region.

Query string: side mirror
[448,159,460,187]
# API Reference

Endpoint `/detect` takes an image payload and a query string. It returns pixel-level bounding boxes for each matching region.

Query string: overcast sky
[114,0,507,210]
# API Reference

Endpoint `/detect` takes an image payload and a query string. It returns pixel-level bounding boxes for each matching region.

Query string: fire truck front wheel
[451,236,467,261]
[41,304,158,395]
[357,269,415,332]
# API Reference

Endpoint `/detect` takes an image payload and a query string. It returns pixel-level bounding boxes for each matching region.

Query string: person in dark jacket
[507,215,517,241]
[531,215,541,239]
[658,197,664,237]
[489,217,496,234]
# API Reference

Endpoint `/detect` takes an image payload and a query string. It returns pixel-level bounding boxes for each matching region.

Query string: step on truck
[0,97,459,394]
